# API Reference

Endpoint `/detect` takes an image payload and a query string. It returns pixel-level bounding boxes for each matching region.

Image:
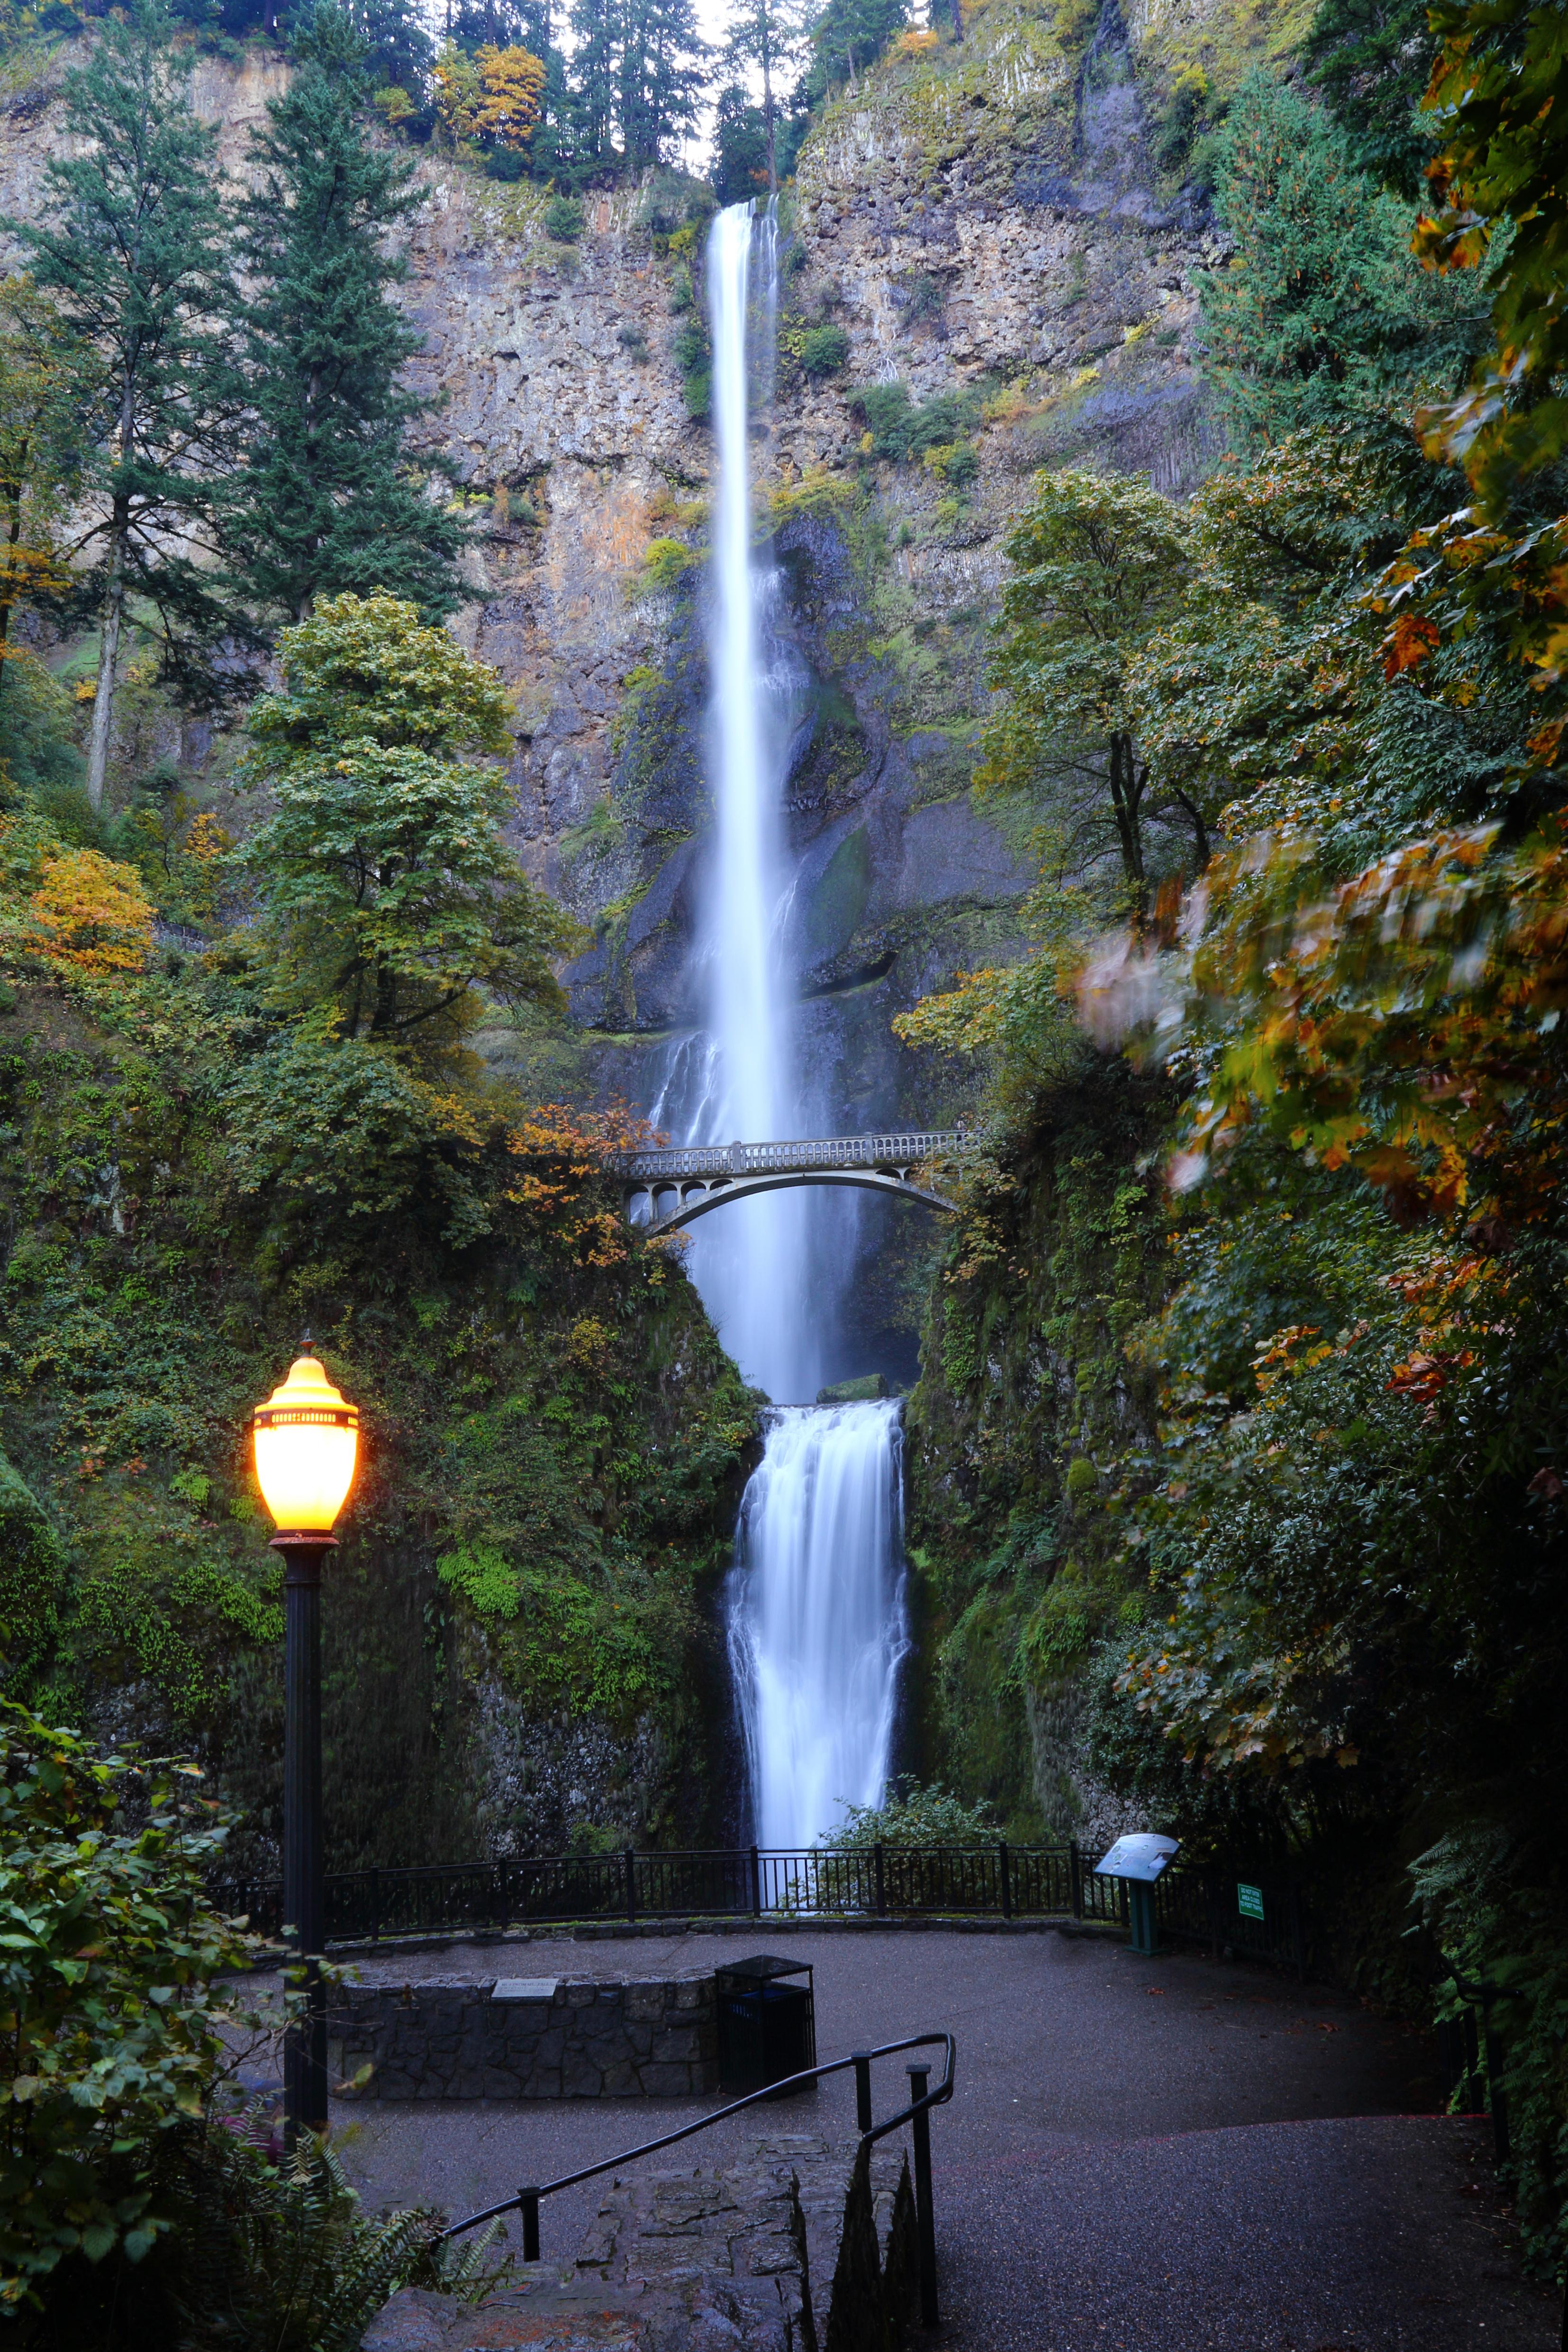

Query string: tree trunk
[0,458,25,707]
[298,362,324,622]
[764,55,776,195]
[1107,731,1147,926]
[88,373,136,815]
[86,543,126,814]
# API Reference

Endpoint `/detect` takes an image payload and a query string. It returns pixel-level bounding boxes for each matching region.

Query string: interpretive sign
[1237,1884,1265,1922]
[1095,1833,1179,1883]
[491,1978,560,2002]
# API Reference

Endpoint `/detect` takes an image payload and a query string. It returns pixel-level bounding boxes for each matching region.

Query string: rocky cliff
[0,0,1281,1321]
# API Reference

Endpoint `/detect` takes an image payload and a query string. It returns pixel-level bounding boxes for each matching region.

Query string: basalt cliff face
[0,0,1293,1852]
[0,0,1269,1197]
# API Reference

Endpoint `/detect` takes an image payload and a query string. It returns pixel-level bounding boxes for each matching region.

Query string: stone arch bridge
[616,1132,969,1235]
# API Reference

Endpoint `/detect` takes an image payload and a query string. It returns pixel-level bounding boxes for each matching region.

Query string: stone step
[365,2134,919,2352]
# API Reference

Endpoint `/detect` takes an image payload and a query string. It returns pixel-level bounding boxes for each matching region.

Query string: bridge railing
[616,1131,969,1182]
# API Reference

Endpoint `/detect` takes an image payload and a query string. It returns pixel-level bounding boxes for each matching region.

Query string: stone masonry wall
[329,1971,717,2101]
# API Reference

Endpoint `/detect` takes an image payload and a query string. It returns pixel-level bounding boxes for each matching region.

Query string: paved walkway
[322,1927,1559,2350]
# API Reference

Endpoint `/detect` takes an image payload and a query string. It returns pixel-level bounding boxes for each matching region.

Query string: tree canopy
[241,592,580,1045]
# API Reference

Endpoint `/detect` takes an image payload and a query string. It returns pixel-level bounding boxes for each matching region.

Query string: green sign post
[1237,1882,1265,1921]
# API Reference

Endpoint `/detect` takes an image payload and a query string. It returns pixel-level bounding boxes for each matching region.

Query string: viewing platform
[614,1131,971,1233]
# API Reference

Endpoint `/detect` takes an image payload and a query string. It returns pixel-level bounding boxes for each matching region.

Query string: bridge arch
[617,1131,967,1237]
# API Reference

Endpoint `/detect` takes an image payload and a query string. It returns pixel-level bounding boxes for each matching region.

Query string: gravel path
[308,1926,1557,2349]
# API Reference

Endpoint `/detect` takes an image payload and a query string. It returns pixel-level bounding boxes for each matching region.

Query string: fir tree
[620,0,706,168]
[226,1,466,627]
[566,0,620,166]
[800,0,907,104]
[720,0,806,193]
[1304,0,1439,199]
[12,0,246,812]
[1200,73,1483,452]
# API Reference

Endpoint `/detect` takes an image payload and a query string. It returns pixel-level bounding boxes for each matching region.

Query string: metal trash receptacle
[715,1954,816,2097]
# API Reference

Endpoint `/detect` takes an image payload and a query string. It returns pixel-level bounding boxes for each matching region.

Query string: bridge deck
[616,1131,966,1182]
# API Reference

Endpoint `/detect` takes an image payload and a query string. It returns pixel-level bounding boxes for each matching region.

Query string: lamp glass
[253,1354,358,1535]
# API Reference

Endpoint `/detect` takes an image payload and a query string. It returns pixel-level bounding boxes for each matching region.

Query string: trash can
[1095,1833,1179,1957]
[715,1954,816,2098]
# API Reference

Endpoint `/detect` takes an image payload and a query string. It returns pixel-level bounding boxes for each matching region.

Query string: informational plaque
[1094,1834,1179,1883]
[491,1978,559,2001]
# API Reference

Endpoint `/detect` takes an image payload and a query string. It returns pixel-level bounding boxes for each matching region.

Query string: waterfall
[656,200,908,1844]
[726,1402,910,1850]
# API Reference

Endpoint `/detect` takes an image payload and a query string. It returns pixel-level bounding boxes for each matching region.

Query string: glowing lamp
[253,1352,359,1538]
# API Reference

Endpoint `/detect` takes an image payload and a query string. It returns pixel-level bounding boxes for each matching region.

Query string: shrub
[820,1777,1003,1849]
[543,194,584,241]
[924,437,979,486]
[0,1705,251,2314]
[853,380,978,462]
[636,537,695,596]
[672,316,711,420]
[800,324,850,379]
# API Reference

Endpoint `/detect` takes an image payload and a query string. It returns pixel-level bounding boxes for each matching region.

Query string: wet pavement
[299,1925,1558,2349]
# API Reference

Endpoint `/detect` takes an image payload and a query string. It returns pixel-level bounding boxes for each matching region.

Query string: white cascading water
[660,201,909,1849]
[727,1402,910,1848]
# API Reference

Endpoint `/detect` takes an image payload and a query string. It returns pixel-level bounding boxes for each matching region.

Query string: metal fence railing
[212,1840,1307,1968]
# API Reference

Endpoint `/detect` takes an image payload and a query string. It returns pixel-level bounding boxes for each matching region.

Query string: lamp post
[252,1344,359,2144]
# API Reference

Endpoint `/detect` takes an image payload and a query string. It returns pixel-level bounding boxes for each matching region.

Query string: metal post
[750,1843,762,1918]
[1070,1842,1083,1922]
[1483,2004,1511,2165]
[369,1865,380,1945]
[278,1535,334,2144]
[998,1840,1012,1921]
[874,1840,886,1918]
[853,2051,872,2134]
[625,1848,637,1924]
[520,2187,541,2262]
[907,2063,938,2328]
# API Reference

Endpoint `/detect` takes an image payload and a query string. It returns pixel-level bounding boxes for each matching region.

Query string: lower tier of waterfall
[725,1399,910,1849]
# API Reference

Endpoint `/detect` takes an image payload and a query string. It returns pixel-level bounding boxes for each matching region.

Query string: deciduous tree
[981,469,1195,922]
[240,591,580,1045]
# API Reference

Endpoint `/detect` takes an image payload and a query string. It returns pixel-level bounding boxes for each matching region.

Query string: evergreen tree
[349,0,435,96]
[720,0,805,192]
[226,1,466,627]
[713,83,768,201]
[1200,73,1483,452]
[799,0,907,103]
[12,0,246,813]
[566,0,620,167]
[1304,0,1439,198]
[619,0,706,168]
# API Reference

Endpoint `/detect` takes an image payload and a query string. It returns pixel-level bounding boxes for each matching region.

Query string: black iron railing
[439,2030,957,2329]
[213,1839,1306,1968]
[214,1840,1126,1943]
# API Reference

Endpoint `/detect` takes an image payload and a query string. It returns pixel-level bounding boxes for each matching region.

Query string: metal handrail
[438,2029,957,2325]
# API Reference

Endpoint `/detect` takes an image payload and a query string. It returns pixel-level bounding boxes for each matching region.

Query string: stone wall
[329,1972,717,2101]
